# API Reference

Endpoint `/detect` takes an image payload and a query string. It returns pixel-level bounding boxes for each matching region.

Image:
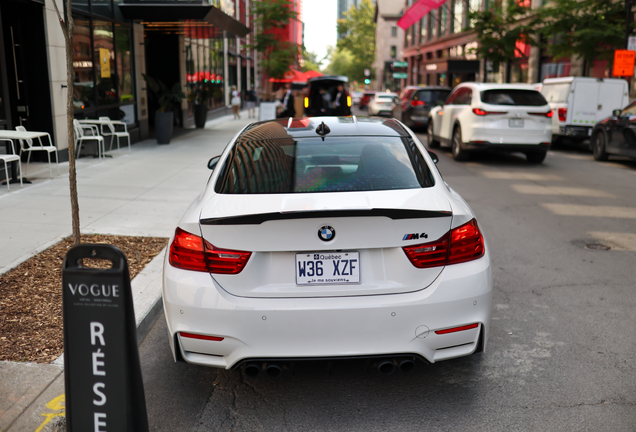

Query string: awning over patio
[397,0,449,30]
[269,69,310,83]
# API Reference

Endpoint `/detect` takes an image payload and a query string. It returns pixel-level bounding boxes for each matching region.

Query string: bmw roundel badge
[318,226,336,242]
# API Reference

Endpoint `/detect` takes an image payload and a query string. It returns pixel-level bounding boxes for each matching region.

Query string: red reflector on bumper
[435,323,479,335]
[180,332,224,341]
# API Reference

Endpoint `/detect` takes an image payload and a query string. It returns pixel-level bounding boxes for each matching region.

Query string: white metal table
[0,130,54,183]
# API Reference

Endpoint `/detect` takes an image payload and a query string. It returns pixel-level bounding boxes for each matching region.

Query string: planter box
[194,105,208,128]
[155,111,173,144]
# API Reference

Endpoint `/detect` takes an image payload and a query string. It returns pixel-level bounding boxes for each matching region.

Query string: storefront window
[429,10,437,40]
[440,4,448,36]
[72,15,95,111]
[91,0,114,18]
[93,21,117,106]
[115,24,134,123]
[73,0,90,14]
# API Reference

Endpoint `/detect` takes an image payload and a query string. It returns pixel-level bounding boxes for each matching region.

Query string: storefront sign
[62,245,148,432]
[426,64,438,71]
[99,48,111,78]
[613,49,635,77]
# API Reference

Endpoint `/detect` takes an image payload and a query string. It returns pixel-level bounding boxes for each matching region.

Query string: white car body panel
[368,93,397,116]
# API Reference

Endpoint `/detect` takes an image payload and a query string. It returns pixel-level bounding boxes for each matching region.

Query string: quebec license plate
[295,251,360,285]
[509,119,524,128]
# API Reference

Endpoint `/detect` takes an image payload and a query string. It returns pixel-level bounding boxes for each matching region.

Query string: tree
[336,0,376,82]
[52,0,81,245]
[467,0,534,73]
[533,0,628,75]
[300,47,322,72]
[324,47,356,78]
[248,0,300,79]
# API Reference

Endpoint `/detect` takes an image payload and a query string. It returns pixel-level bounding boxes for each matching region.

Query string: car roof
[403,85,451,91]
[456,82,540,91]
[308,75,349,83]
[239,117,410,141]
[375,92,397,97]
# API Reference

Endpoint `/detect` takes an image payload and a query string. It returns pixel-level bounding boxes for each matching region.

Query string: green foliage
[300,47,323,72]
[533,0,627,69]
[335,0,376,81]
[142,74,185,112]
[324,46,356,77]
[248,0,300,79]
[467,0,533,70]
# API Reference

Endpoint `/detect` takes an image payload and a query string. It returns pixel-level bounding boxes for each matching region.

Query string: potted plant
[143,74,185,144]
[193,83,210,129]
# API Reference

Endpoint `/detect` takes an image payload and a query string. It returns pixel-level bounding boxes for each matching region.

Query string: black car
[591,101,636,161]
[392,86,451,129]
[305,76,352,117]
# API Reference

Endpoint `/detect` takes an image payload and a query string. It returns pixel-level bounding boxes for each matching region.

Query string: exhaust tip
[398,358,416,373]
[377,359,395,376]
[265,363,283,379]
[244,362,262,378]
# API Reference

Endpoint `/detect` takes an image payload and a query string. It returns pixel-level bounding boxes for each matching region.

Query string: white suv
[427,83,553,163]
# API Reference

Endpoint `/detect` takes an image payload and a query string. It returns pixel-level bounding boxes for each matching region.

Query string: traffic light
[364,78,371,85]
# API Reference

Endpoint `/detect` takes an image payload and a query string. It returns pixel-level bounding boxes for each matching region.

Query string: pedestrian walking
[245,86,257,119]
[334,84,350,116]
[231,85,241,119]
[277,85,295,118]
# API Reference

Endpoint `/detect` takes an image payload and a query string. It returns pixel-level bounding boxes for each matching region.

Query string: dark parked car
[304,75,352,117]
[591,101,636,161]
[359,91,376,110]
[393,86,451,129]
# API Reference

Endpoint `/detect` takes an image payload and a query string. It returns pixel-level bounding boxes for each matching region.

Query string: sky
[301,0,338,69]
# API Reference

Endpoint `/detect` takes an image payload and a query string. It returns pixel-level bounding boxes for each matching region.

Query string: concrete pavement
[0,111,255,432]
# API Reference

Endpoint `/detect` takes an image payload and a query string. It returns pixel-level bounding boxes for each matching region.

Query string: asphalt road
[139,116,636,431]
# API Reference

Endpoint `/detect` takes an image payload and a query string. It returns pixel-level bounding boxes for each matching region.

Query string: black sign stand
[62,244,149,432]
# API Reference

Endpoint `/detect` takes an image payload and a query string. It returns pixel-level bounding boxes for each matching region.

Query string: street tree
[336,0,376,82]
[52,0,81,245]
[467,0,534,74]
[324,46,357,78]
[300,47,323,72]
[533,0,629,75]
[248,0,300,79]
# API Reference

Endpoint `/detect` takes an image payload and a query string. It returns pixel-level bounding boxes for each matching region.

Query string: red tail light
[435,323,479,335]
[169,227,251,274]
[180,332,224,341]
[558,107,567,122]
[403,219,485,268]
[472,108,507,116]
[411,100,426,107]
[529,110,553,118]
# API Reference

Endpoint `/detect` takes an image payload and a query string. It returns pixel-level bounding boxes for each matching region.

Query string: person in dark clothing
[278,86,296,118]
[245,86,257,118]
[334,84,350,116]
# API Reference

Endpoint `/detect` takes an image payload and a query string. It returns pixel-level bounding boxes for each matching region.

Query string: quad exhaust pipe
[378,357,416,375]
[265,362,283,379]
[244,362,262,378]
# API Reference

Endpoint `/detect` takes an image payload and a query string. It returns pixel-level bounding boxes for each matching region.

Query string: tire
[592,131,609,161]
[451,125,469,161]
[526,150,548,164]
[427,120,440,148]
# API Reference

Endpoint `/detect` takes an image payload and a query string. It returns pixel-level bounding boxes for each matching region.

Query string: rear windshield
[415,90,451,104]
[480,89,548,106]
[540,83,571,103]
[377,94,395,100]
[215,136,435,194]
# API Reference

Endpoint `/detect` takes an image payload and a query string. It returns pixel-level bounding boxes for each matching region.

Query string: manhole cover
[584,243,611,251]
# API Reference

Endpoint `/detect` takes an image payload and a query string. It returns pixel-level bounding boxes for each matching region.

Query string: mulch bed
[0,234,168,363]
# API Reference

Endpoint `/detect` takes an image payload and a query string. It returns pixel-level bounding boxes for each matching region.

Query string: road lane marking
[511,184,616,198]
[482,171,564,181]
[542,204,636,218]
[588,232,636,251]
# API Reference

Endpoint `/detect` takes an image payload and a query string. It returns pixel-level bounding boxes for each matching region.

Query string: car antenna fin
[316,122,331,141]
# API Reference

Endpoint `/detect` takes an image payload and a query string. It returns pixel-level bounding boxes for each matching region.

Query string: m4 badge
[403,233,428,241]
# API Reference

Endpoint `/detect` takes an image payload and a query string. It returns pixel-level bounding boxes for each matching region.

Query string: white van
[540,77,629,143]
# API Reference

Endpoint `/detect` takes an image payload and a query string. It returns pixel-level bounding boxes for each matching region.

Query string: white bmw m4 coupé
[163,116,492,377]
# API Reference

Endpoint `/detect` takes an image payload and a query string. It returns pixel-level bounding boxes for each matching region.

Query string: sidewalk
[0,111,255,432]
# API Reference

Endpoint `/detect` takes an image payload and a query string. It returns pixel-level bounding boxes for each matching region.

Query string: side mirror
[427,150,439,164]
[208,155,220,170]
[612,109,622,117]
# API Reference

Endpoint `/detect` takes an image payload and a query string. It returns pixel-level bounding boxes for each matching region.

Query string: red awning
[269,69,307,83]
[397,0,449,30]
[303,70,323,79]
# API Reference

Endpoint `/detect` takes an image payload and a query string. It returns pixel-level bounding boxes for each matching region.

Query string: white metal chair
[99,117,131,152]
[0,138,23,192]
[74,120,105,160]
[16,126,59,178]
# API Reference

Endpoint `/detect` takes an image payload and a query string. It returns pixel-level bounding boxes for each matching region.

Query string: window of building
[412,22,418,45]
[72,15,95,111]
[440,4,448,36]
[420,16,427,43]
[470,0,482,27]
[391,26,397,37]
[406,26,412,46]
[93,21,117,107]
[453,0,464,34]
[429,10,437,39]
[390,46,397,58]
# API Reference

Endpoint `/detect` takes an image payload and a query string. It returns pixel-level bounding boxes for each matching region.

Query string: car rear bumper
[162,251,492,369]
[557,125,592,138]
[465,141,551,152]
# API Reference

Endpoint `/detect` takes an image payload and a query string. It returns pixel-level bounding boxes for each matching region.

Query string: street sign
[392,61,408,68]
[393,72,408,79]
[628,36,636,52]
[613,49,636,77]
[63,244,148,432]
[364,68,370,76]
